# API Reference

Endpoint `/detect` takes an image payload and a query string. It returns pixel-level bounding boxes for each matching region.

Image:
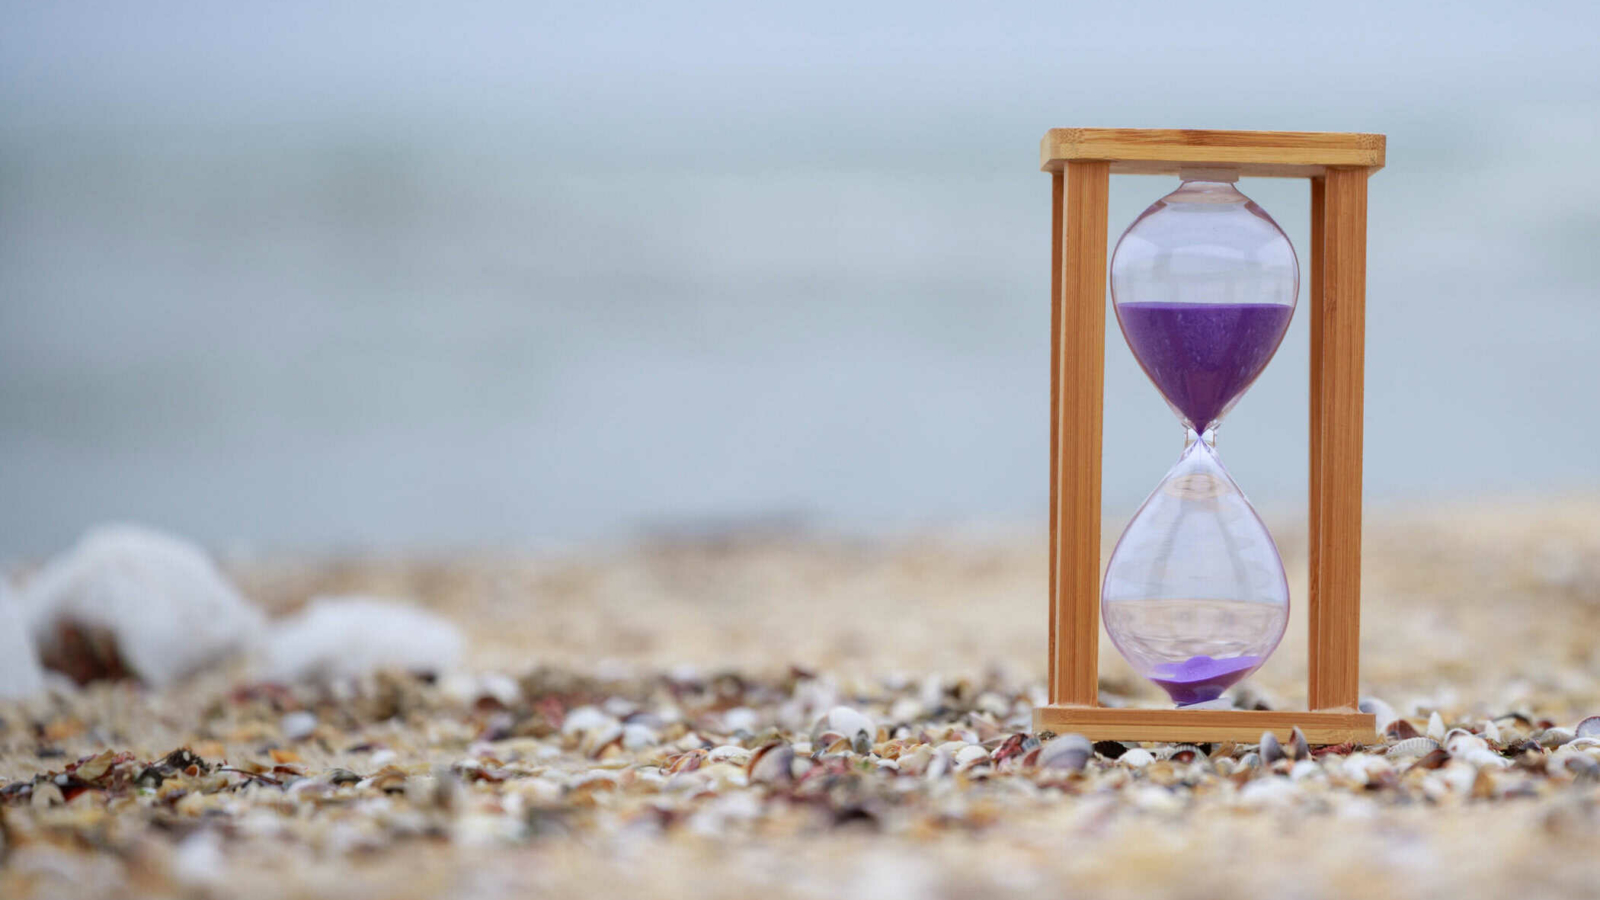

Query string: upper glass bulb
[1110,171,1299,433]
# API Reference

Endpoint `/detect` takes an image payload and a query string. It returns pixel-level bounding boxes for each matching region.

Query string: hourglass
[1032,129,1384,744]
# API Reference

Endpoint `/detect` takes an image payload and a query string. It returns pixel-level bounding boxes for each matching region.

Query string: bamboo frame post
[1050,160,1110,707]
[1308,167,1368,712]
[1033,129,1383,744]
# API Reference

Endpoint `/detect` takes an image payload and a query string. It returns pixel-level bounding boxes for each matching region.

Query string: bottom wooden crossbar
[1033,706,1377,745]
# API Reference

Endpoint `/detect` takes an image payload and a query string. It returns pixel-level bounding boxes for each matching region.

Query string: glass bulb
[1101,438,1289,705]
[1110,175,1298,433]
[1102,173,1298,707]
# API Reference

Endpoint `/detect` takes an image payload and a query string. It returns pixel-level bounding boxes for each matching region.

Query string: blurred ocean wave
[1,2,1597,551]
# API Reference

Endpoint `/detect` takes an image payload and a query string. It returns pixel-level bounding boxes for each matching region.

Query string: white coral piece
[256,596,462,684]
[0,576,46,699]
[23,524,262,687]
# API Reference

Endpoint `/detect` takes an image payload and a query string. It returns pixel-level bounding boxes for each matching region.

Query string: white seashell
[1386,737,1440,758]
[1359,697,1398,732]
[561,706,617,737]
[1132,785,1182,812]
[975,692,1010,717]
[1120,748,1155,768]
[821,706,876,744]
[1290,759,1321,781]
[1427,711,1446,741]
[621,723,660,750]
[1445,730,1488,755]
[888,697,924,723]
[707,745,750,765]
[1237,752,1261,769]
[721,707,759,734]
[1259,732,1285,765]
[1554,747,1600,778]
[579,723,624,758]
[1420,772,1450,801]
[1440,762,1477,795]
[1564,737,1600,751]
[1540,727,1576,747]
[897,745,933,776]
[925,747,953,779]
[1238,776,1296,808]
[172,830,225,887]
[1341,753,1393,786]
[280,711,317,742]
[1038,734,1092,771]
[1461,747,1511,769]
[1482,720,1502,744]
[954,745,990,770]
[479,673,521,707]
[1576,717,1600,739]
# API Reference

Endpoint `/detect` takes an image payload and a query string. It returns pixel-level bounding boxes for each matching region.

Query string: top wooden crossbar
[1040,128,1386,177]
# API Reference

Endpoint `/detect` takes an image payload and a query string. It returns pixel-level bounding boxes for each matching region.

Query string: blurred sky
[1,1,1598,553]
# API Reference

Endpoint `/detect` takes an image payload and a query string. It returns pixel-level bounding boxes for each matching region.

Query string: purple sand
[1115,302,1293,430]
[1149,654,1261,706]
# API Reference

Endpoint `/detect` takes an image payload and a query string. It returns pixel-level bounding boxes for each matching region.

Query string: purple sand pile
[1115,301,1293,430]
[1149,654,1262,706]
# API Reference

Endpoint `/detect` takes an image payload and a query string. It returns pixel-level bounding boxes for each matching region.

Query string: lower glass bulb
[1101,438,1289,706]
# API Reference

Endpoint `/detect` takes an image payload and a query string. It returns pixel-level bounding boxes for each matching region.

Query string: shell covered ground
[3,502,1600,899]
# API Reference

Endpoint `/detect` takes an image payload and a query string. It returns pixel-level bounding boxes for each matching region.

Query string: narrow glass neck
[1184,426,1216,449]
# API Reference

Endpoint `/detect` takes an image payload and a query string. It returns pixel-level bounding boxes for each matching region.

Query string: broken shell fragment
[747,743,796,785]
[1165,744,1204,764]
[1260,732,1286,766]
[1289,727,1311,761]
[1359,697,1398,732]
[1385,719,1421,741]
[1427,711,1446,741]
[1093,740,1128,760]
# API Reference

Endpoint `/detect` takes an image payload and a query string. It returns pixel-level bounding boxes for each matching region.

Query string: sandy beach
[2,501,1598,899]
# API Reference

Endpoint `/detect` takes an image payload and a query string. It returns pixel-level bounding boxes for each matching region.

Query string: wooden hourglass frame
[1034,128,1385,745]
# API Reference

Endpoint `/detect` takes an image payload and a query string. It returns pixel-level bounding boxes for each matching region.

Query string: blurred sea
[2,3,1598,553]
